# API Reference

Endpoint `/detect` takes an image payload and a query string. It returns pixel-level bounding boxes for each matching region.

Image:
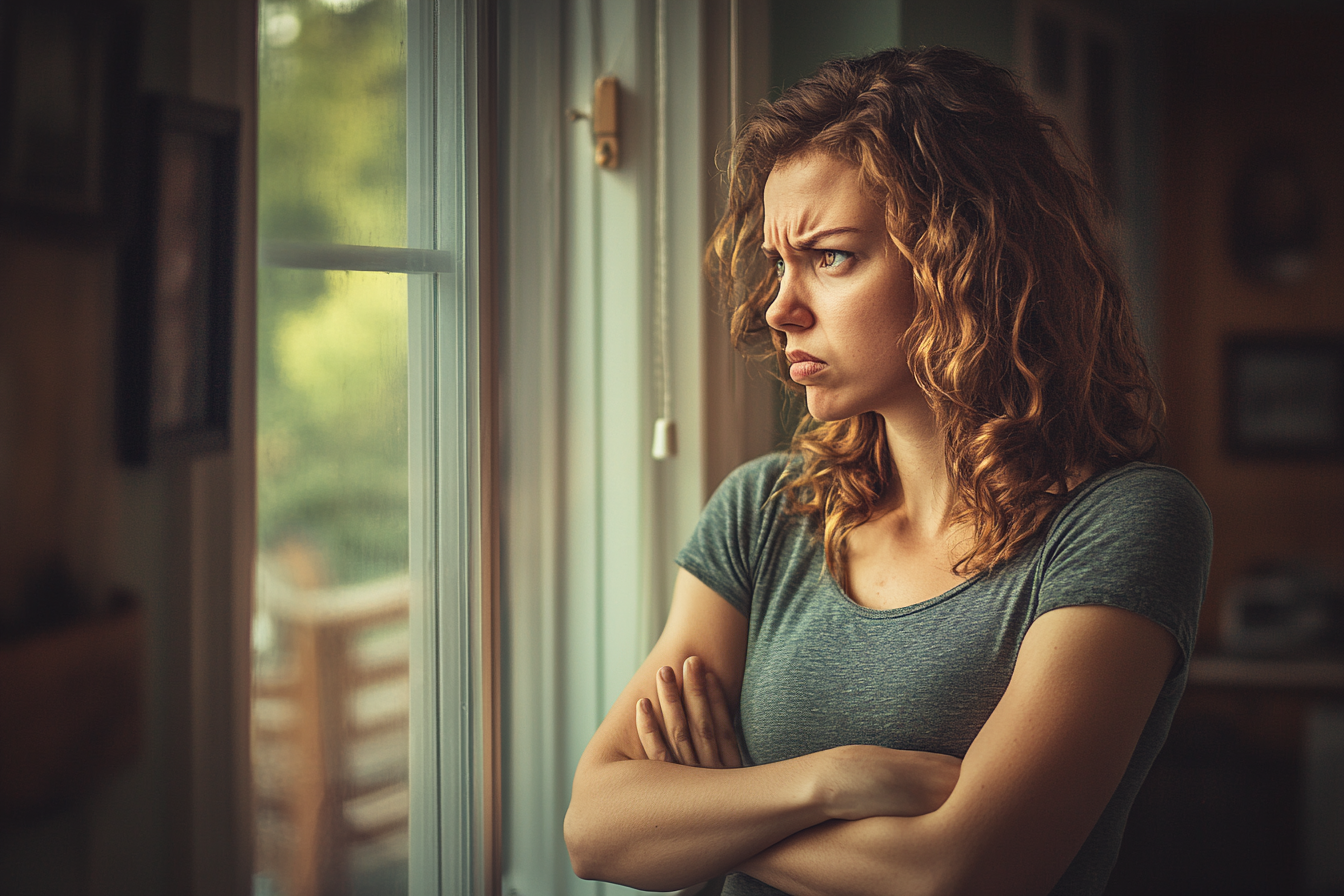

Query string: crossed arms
[564,568,1177,896]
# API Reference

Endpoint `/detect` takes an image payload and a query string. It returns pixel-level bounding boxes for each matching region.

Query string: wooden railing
[252,568,410,896]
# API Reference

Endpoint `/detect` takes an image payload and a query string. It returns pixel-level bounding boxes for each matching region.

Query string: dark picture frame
[117,95,240,465]
[1223,335,1344,460]
[1228,147,1322,286]
[0,0,137,230]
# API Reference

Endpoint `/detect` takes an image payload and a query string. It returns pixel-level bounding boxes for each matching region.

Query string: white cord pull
[652,418,676,460]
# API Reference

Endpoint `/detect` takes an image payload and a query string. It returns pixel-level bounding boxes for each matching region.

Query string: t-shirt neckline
[818,462,1148,619]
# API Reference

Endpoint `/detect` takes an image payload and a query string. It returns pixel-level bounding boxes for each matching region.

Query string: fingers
[681,657,723,768]
[706,670,742,768]
[640,657,740,769]
[635,697,672,762]
[656,665,701,766]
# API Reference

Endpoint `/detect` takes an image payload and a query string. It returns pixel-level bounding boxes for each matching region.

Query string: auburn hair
[706,46,1162,586]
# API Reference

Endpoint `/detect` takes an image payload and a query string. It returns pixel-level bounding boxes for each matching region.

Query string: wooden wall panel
[1161,14,1344,649]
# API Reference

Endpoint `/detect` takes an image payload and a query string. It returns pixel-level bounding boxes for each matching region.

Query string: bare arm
[564,569,958,891]
[736,604,1180,896]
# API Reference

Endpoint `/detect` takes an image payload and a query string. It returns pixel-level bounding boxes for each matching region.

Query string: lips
[786,349,826,381]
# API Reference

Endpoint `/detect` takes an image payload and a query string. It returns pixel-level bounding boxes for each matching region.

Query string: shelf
[1189,655,1344,691]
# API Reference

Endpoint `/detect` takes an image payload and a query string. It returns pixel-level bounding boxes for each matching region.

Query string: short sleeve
[675,453,791,617]
[1036,465,1213,671]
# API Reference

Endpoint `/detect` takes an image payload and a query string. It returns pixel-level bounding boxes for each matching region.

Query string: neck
[878,398,956,537]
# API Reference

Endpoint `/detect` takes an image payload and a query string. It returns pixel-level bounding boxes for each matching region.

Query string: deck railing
[252,566,410,896]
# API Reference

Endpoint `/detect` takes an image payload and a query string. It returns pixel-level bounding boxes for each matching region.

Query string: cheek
[849,301,915,377]
[848,295,911,358]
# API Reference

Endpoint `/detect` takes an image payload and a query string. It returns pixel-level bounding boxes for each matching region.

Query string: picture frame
[1223,335,1344,460]
[0,0,137,230]
[117,95,240,465]
[1228,147,1321,286]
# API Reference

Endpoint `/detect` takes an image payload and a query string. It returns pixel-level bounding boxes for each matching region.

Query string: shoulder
[1033,463,1213,663]
[1047,462,1212,554]
[704,452,795,520]
[677,453,801,614]
[719,451,794,492]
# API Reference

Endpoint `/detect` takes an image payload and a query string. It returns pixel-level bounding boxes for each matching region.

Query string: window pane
[254,0,412,892]
[258,0,407,248]
[256,269,408,587]
[253,269,410,896]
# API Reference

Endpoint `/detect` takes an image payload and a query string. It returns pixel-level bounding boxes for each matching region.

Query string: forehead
[762,153,885,241]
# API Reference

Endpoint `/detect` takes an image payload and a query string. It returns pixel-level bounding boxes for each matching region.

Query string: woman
[565,46,1212,896]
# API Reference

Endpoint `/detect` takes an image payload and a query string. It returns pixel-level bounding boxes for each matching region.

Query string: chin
[804,393,856,423]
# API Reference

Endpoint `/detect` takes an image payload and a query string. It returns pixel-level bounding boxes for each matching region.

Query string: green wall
[768,0,1015,91]
[769,0,901,91]
[901,0,1014,64]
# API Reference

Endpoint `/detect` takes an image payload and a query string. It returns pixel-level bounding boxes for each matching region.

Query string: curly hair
[706,46,1162,586]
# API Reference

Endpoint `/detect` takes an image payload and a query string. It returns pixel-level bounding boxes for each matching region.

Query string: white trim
[259,241,456,274]
[405,0,442,889]
[407,0,493,892]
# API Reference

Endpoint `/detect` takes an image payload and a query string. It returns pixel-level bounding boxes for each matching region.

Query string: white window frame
[251,0,497,892]
[405,0,497,892]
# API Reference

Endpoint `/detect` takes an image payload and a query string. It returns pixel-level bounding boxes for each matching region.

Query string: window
[252,1,490,893]
[250,2,775,893]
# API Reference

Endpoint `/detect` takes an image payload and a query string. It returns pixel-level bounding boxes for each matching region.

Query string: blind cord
[651,0,675,460]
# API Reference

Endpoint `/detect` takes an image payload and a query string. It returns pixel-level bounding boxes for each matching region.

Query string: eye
[819,250,852,270]
[773,257,786,278]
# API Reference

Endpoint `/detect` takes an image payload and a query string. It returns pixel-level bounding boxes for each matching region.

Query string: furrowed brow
[763,226,865,255]
[791,227,864,249]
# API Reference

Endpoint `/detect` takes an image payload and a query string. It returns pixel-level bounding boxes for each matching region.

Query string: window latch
[592,76,620,169]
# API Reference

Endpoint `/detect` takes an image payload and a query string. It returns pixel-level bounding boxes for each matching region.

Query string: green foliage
[256,0,410,586]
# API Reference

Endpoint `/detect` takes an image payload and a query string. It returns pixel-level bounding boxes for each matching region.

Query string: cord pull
[652,418,677,460]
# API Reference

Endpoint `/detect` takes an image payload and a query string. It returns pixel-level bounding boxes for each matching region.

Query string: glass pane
[253,269,410,896]
[254,0,411,892]
[258,0,407,248]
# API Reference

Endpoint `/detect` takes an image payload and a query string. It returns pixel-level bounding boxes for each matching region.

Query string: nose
[765,272,813,332]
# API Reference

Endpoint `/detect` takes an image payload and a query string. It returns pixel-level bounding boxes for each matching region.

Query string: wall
[902,0,1013,63]
[768,0,901,92]
[1160,11,1344,647]
[0,0,255,894]
[1133,16,1344,888]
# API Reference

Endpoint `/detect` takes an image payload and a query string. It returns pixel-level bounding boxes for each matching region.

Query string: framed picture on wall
[0,0,136,229]
[1223,335,1344,459]
[117,95,240,465]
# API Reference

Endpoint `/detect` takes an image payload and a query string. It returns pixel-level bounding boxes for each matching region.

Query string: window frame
[249,0,498,892]
[404,0,499,892]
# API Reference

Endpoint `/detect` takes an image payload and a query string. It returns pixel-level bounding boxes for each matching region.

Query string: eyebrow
[761,226,866,253]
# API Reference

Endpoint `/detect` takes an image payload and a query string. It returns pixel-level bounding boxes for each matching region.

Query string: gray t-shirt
[676,454,1212,896]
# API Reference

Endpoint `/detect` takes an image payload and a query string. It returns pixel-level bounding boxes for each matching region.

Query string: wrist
[801,746,849,820]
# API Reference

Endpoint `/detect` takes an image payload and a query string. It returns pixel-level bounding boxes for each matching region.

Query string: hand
[817,744,962,819]
[635,655,742,769]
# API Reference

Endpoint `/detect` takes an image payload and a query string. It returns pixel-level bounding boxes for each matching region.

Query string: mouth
[786,349,826,381]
